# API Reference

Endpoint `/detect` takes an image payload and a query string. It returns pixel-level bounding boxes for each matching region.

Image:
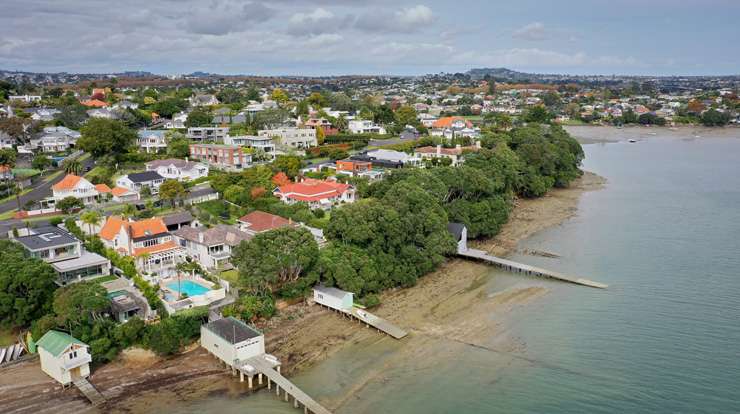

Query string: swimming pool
[166,280,210,297]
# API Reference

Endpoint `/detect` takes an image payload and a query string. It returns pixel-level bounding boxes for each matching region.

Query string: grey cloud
[184,1,276,35]
[512,22,548,41]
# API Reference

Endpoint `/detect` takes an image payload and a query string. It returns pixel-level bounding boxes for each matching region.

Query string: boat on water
[628,139,638,143]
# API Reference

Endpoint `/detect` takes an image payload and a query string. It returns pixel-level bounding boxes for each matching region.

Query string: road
[0,156,95,215]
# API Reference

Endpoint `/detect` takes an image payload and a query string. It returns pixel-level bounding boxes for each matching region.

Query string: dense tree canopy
[0,240,58,328]
[78,118,136,160]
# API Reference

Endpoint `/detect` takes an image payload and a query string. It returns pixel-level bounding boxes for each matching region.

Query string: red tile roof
[276,178,351,202]
[95,183,112,193]
[81,99,108,108]
[111,186,135,197]
[238,211,294,233]
[99,216,168,241]
[133,240,179,257]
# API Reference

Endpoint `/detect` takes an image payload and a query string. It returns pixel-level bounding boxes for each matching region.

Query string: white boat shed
[313,285,354,312]
[201,317,265,365]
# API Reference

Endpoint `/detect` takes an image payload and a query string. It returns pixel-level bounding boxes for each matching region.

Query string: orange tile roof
[95,183,112,193]
[432,116,473,129]
[81,99,108,108]
[99,216,126,241]
[129,218,168,239]
[238,211,294,233]
[111,186,135,197]
[0,165,11,173]
[52,174,83,191]
[133,240,179,257]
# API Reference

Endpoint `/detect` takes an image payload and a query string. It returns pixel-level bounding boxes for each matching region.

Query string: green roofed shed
[36,330,87,357]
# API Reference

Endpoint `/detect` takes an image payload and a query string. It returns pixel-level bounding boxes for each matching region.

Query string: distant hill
[467,67,535,81]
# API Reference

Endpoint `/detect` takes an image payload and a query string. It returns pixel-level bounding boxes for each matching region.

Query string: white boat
[0,347,6,364]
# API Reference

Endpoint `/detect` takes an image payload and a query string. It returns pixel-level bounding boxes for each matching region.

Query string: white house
[348,119,387,135]
[116,171,165,195]
[258,127,317,149]
[145,158,209,181]
[201,317,265,365]
[9,95,42,103]
[51,174,99,205]
[36,330,91,386]
[172,224,252,270]
[313,285,354,311]
[137,130,168,153]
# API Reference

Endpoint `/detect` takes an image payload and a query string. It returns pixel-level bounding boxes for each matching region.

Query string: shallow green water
[162,132,740,413]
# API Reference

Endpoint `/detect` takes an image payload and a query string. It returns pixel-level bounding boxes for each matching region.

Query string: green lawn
[219,269,239,284]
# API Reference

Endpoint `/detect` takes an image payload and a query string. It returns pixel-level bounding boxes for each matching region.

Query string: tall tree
[78,118,136,160]
[159,179,186,207]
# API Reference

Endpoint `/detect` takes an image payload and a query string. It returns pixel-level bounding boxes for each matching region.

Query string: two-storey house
[51,174,99,205]
[36,330,91,386]
[172,224,252,270]
[99,216,182,276]
[145,158,209,181]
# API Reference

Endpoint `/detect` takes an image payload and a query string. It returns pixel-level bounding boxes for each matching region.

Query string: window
[69,351,77,359]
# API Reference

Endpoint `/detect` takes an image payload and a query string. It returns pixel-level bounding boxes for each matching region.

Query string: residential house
[350,149,420,168]
[13,226,111,285]
[430,116,479,139]
[36,330,91,386]
[80,99,108,108]
[273,178,355,210]
[335,159,372,177]
[258,127,317,149]
[183,183,219,205]
[99,216,182,275]
[173,224,251,270]
[303,118,338,136]
[237,210,296,235]
[212,112,247,124]
[187,126,229,142]
[164,112,188,129]
[32,126,81,153]
[113,100,139,110]
[189,143,252,172]
[9,94,42,103]
[145,158,209,181]
[414,143,481,167]
[190,94,219,107]
[137,130,168,153]
[110,186,140,202]
[52,174,99,205]
[348,119,387,135]
[116,171,165,195]
[223,135,276,158]
[86,108,121,119]
[0,164,13,181]
[24,107,60,121]
[162,211,196,231]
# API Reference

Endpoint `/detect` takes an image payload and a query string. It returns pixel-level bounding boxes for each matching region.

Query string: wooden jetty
[73,378,106,406]
[458,248,608,289]
[313,286,408,339]
[235,355,332,414]
[348,307,407,339]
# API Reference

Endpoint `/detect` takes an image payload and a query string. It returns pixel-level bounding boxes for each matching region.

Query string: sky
[1,0,739,77]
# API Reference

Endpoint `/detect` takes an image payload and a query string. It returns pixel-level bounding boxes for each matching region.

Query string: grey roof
[162,211,194,226]
[146,158,203,171]
[174,224,251,246]
[447,222,465,242]
[51,251,109,272]
[109,291,141,314]
[204,317,261,344]
[187,185,217,199]
[137,129,166,138]
[126,171,164,183]
[15,226,78,250]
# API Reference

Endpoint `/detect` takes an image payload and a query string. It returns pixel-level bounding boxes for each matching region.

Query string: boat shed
[313,285,354,312]
[201,317,265,365]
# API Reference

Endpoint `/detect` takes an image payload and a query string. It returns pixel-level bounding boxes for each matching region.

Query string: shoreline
[0,171,606,414]
[564,124,740,144]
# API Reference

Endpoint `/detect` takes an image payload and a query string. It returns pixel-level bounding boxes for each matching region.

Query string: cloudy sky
[1,0,738,76]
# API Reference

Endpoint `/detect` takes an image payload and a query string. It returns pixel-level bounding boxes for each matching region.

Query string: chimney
[436,144,442,156]
[475,140,482,149]
[198,231,204,244]
[456,144,461,150]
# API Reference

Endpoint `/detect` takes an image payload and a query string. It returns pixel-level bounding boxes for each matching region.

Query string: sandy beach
[0,170,605,414]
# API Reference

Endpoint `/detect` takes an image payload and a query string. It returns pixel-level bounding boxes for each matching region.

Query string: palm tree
[80,210,101,238]
[139,252,151,274]
[63,158,82,175]
[121,203,136,219]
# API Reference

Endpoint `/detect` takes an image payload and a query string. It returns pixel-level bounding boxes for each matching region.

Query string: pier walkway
[73,378,105,406]
[458,248,608,289]
[237,356,332,414]
[347,307,408,339]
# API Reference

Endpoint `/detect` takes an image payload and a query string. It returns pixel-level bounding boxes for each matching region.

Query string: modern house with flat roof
[201,317,265,365]
[189,143,253,172]
[13,226,111,285]
[36,330,91,386]
[257,127,317,149]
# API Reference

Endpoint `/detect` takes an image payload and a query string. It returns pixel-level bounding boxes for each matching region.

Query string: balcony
[62,353,92,370]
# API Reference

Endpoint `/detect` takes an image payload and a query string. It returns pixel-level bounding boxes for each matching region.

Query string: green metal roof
[36,330,87,357]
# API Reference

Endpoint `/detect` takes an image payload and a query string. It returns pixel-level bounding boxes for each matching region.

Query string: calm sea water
[162,132,740,413]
